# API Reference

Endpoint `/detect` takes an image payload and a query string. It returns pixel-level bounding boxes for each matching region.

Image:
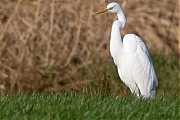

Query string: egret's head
[94,2,121,15]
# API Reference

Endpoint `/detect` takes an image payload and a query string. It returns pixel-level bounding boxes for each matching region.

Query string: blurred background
[0,0,179,96]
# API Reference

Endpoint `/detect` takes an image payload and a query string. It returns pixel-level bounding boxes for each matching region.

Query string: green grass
[0,93,179,120]
[2,54,178,120]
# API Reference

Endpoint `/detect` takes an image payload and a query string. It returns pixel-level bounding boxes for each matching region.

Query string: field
[0,93,179,119]
[0,0,179,119]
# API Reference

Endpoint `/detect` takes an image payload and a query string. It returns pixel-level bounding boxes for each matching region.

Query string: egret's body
[94,2,158,98]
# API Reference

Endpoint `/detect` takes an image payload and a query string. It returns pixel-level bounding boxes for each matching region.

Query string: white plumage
[94,2,158,98]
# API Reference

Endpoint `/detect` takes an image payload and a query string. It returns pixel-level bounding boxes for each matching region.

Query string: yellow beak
[93,8,110,15]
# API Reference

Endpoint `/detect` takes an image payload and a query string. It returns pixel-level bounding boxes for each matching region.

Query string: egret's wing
[123,34,158,97]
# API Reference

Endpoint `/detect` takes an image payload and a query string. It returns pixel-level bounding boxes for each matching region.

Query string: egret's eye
[109,7,114,10]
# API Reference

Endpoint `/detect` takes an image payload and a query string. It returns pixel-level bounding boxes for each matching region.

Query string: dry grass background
[0,0,178,94]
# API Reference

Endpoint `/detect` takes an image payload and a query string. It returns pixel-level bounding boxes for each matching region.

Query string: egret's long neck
[110,21,124,64]
[117,10,126,28]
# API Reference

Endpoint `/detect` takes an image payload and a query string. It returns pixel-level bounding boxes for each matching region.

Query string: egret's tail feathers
[149,90,156,98]
[142,90,156,99]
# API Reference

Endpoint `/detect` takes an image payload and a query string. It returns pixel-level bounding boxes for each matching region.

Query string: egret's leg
[125,82,140,97]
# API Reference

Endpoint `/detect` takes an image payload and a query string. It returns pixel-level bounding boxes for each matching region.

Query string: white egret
[94,2,158,98]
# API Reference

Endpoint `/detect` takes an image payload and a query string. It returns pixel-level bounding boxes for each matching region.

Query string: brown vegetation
[0,0,178,94]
